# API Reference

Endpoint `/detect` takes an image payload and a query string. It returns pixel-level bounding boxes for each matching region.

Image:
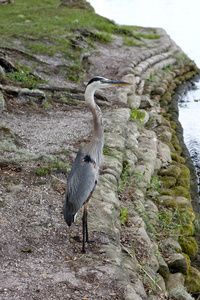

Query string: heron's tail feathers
[63,203,74,227]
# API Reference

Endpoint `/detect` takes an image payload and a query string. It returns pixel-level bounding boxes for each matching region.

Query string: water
[90,0,200,199]
[89,0,200,67]
[178,81,200,196]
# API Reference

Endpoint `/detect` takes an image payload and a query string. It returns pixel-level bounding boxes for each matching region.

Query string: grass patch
[3,67,41,89]
[36,158,70,176]
[0,0,157,57]
[0,1,119,53]
[123,37,143,47]
[135,33,161,39]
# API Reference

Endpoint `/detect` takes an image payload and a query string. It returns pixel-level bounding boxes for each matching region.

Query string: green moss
[176,165,190,190]
[158,164,181,178]
[171,134,181,150]
[162,113,172,121]
[185,266,200,294]
[160,100,168,107]
[178,237,198,259]
[178,208,196,223]
[161,197,178,209]
[180,156,185,163]
[183,71,196,81]
[160,188,175,197]
[171,186,191,201]
[161,92,171,103]
[166,141,176,152]
[174,144,182,154]
[160,176,176,188]
[170,121,177,130]
[171,152,181,163]
[180,221,194,236]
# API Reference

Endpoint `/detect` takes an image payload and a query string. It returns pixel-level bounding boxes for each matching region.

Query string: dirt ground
[0,32,163,299]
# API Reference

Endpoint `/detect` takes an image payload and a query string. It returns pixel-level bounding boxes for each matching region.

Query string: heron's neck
[85,88,104,162]
[85,89,103,138]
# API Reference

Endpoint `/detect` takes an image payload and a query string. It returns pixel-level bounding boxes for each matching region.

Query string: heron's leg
[82,191,95,253]
[85,213,89,243]
[82,204,88,253]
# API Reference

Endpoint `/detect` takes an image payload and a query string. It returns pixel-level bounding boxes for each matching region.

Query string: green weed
[118,163,129,191]
[120,208,129,226]
[130,109,145,124]
[103,145,119,158]
[147,175,162,192]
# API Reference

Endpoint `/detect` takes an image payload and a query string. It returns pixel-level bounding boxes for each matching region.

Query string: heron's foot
[81,247,89,254]
[86,239,95,244]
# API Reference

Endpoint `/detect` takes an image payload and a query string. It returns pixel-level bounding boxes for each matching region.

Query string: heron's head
[86,76,132,90]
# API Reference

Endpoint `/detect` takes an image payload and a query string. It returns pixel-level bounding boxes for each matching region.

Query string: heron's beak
[102,79,132,86]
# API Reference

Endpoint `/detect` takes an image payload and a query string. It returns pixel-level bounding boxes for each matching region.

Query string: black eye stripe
[87,77,104,86]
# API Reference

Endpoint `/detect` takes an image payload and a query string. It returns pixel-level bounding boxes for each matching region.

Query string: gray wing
[63,148,98,226]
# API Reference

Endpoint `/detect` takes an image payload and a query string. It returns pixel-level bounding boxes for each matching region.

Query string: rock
[103,108,130,136]
[98,173,118,189]
[176,164,190,189]
[116,86,132,104]
[158,255,170,280]
[126,134,139,150]
[144,200,159,224]
[123,149,138,173]
[185,266,200,294]
[175,196,193,209]
[171,186,191,201]
[147,111,162,128]
[160,176,176,188]
[155,274,166,294]
[140,95,154,108]
[158,164,181,178]
[140,109,149,125]
[104,132,126,152]
[178,237,198,260]
[129,95,141,108]
[19,88,46,99]
[124,284,144,300]
[0,65,5,79]
[0,91,5,113]
[160,237,182,252]
[168,285,194,300]
[127,277,147,299]
[154,86,166,95]
[157,141,172,165]
[101,155,122,181]
[118,67,135,77]
[166,272,185,291]
[159,195,178,208]
[168,252,189,275]
[122,74,136,87]
[161,130,172,142]
[0,56,17,72]
[131,215,146,229]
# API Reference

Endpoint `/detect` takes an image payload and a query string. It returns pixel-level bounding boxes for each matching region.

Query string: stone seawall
[0,28,200,299]
[90,31,200,299]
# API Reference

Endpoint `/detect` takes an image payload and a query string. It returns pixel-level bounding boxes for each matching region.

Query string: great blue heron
[63,76,131,252]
